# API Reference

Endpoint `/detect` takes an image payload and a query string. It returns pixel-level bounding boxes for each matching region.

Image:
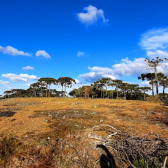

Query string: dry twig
[88,124,168,167]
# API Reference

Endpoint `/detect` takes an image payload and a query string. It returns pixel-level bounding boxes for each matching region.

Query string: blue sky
[1,0,168,96]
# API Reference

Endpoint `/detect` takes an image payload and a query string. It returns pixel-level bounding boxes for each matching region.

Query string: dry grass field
[0,97,168,167]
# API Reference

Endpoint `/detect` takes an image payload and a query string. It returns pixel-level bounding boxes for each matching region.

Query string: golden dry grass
[0,97,168,141]
[0,97,168,167]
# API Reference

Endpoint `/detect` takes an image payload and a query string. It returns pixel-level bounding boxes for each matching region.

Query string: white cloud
[77,51,85,57]
[36,50,51,59]
[139,28,168,50]
[72,79,89,88]
[1,73,38,82]
[139,28,168,60]
[88,66,114,73]
[0,80,11,86]
[112,58,148,76]
[121,57,132,64]
[26,83,31,87]
[141,81,150,86]
[75,79,81,84]
[0,45,31,56]
[71,79,81,85]
[79,67,117,82]
[22,66,34,70]
[146,50,168,58]
[77,5,109,26]
[78,57,168,83]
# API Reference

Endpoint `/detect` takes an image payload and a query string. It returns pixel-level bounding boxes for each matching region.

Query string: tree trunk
[117,85,118,99]
[49,84,50,97]
[46,85,48,97]
[41,87,42,97]
[101,89,102,98]
[152,83,154,96]
[112,86,113,99]
[64,84,66,97]
[155,67,159,95]
[103,90,104,99]
[106,85,107,97]
[62,85,63,97]
[144,90,145,101]
[163,86,165,100]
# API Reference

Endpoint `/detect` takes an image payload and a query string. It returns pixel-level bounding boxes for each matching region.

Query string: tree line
[69,72,168,101]
[2,77,76,98]
[2,57,168,101]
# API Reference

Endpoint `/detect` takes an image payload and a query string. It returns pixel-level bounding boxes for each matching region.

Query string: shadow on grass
[96,144,118,168]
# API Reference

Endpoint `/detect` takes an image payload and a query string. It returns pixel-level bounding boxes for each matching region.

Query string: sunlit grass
[0,97,168,166]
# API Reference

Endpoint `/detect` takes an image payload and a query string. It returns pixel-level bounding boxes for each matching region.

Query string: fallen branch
[88,124,168,167]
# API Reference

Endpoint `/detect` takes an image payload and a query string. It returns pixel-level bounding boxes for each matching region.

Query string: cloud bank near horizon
[78,57,168,83]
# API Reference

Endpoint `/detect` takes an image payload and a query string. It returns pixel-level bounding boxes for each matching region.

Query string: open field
[0,97,168,167]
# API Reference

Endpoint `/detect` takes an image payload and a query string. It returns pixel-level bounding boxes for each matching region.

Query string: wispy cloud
[139,28,168,59]
[1,73,38,82]
[22,66,34,70]
[0,80,11,87]
[36,50,51,59]
[139,28,168,50]
[77,5,109,26]
[77,51,85,57]
[0,45,31,56]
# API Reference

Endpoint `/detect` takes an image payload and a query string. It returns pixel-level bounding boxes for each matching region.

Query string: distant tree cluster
[3,77,76,98]
[2,57,168,101]
[69,78,151,100]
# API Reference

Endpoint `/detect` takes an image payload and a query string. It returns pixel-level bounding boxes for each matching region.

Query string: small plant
[133,158,146,168]
[133,157,156,168]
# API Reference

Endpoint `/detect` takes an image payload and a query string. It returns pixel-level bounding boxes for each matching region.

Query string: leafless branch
[136,63,154,70]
